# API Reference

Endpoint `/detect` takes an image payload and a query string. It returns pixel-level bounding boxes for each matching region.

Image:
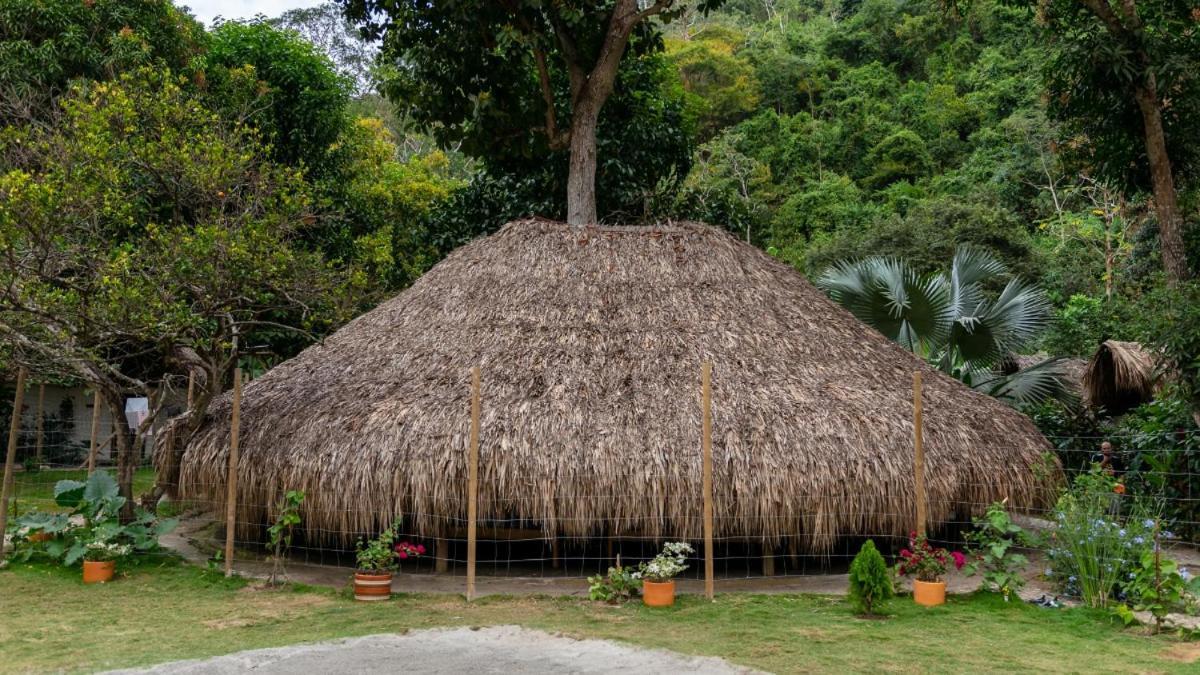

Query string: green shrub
[965,503,1036,601]
[848,539,894,616]
[587,562,642,604]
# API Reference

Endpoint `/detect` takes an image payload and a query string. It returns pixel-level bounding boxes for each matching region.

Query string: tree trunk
[566,96,602,225]
[1134,83,1190,283]
[106,395,137,522]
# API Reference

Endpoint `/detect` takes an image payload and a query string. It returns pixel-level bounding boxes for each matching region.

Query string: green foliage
[964,503,1035,601]
[1045,468,1156,608]
[267,490,305,586]
[0,67,346,414]
[200,20,351,173]
[818,246,1067,405]
[1041,294,1129,358]
[8,471,176,567]
[848,539,893,615]
[666,27,760,139]
[354,520,402,573]
[0,0,206,117]
[1025,0,1200,194]
[1137,281,1200,420]
[864,129,934,189]
[1114,542,1200,633]
[587,562,642,603]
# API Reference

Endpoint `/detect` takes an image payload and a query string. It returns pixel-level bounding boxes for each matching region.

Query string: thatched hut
[178,219,1055,556]
[1083,340,1156,415]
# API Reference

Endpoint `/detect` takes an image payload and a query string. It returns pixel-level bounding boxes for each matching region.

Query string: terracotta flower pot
[913,579,946,607]
[82,560,115,584]
[354,571,393,601]
[642,580,676,607]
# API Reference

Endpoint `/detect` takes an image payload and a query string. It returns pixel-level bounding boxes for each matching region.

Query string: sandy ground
[106,626,764,675]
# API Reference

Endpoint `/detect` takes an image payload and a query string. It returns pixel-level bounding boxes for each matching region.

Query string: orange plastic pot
[642,580,676,607]
[913,580,946,607]
[82,560,115,584]
[27,531,53,543]
[354,572,393,601]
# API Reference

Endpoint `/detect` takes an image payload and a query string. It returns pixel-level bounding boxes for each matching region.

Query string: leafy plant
[1045,468,1156,608]
[964,502,1035,601]
[354,520,424,573]
[1113,531,1200,633]
[266,490,305,586]
[7,471,175,566]
[818,247,1068,406]
[848,540,894,616]
[588,559,643,603]
[895,533,965,583]
[638,542,694,583]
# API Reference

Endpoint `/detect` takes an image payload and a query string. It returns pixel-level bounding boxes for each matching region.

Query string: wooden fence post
[34,384,44,467]
[913,372,927,537]
[0,367,28,559]
[186,370,195,411]
[466,366,481,601]
[224,368,243,578]
[86,389,102,474]
[702,361,715,601]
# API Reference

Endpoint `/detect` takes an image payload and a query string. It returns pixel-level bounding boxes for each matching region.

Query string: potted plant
[353,521,423,601]
[81,538,131,584]
[895,532,965,607]
[638,542,693,607]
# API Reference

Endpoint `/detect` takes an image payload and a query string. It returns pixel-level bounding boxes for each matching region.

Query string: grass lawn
[5,468,157,515]
[1,559,1197,673]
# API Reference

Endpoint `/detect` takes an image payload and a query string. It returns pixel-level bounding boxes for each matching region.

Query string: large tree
[1028,0,1198,282]
[342,0,723,225]
[0,69,345,514]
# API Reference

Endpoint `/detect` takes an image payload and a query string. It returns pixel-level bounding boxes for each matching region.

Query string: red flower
[397,551,408,559]
[416,544,426,555]
[900,549,912,559]
[951,551,966,570]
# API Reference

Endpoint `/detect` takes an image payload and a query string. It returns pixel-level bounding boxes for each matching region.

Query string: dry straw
[1082,339,1155,414]
[179,219,1059,551]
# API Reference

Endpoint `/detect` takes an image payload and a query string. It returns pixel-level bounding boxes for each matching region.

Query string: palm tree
[817,247,1069,406]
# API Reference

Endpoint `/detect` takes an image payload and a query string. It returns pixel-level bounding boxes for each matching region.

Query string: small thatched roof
[179,219,1056,550]
[1083,340,1156,415]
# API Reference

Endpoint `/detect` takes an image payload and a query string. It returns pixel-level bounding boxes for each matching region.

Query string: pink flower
[900,549,912,559]
[416,544,426,555]
[398,551,408,559]
[951,551,966,570]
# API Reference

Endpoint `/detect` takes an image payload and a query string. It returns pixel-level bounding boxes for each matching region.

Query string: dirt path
[107,626,763,674]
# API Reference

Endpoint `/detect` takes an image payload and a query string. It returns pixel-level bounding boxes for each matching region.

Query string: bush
[965,503,1035,601]
[848,539,894,616]
[587,563,642,603]
[1045,468,1156,608]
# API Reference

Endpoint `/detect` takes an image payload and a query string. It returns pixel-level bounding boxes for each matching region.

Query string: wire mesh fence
[2,370,1198,603]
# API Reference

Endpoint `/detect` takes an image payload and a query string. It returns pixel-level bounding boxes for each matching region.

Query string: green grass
[5,468,157,515]
[1,559,1196,674]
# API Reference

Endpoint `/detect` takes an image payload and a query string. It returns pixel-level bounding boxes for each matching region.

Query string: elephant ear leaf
[54,480,86,508]
[83,471,120,504]
[64,541,87,566]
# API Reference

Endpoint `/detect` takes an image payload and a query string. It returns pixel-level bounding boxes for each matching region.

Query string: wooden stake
[186,370,195,411]
[0,367,28,559]
[86,389,102,474]
[762,544,775,577]
[702,361,715,601]
[224,368,243,578]
[434,534,449,574]
[913,372,927,537]
[34,384,44,466]
[466,366,481,601]
[552,537,561,570]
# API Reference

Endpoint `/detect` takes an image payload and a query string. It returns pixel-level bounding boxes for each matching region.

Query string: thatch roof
[1083,340,1156,415]
[179,219,1057,550]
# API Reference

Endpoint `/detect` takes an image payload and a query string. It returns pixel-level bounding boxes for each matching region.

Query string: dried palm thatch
[1083,340,1156,415]
[179,219,1058,551]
